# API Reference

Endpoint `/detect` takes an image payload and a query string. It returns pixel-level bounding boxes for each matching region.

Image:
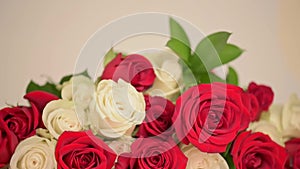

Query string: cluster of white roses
[249,94,300,146]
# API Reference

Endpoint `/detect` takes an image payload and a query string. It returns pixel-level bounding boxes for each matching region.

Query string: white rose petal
[181,144,229,169]
[282,94,300,140]
[141,48,182,101]
[35,128,55,140]
[256,94,300,142]
[89,79,145,138]
[42,99,83,139]
[61,75,95,110]
[248,120,284,146]
[265,104,284,132]
[10,135,57,169]
[106,136,135,155]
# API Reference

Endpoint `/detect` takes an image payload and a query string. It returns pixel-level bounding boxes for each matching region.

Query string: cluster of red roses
[0,53,299,169]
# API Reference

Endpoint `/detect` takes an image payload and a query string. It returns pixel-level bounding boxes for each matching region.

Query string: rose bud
[247,82,274,113]
[101,53,156,92]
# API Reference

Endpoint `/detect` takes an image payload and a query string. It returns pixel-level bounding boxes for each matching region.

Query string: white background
[0,0,299,107]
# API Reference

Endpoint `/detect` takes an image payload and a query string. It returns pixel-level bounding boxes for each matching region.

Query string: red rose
[247,82,274,112]
[0,106,39,140]
[101,53,156,92]
[285,138,300,169]
[0,119,18,168]
[115,138,187,169]
[231,131,287,169]
[0,91,58,141]
[241,92,260,121]
[24,91,59,128]
[136,95,175,138]
[173,82,250,153]
[55,130,117,169]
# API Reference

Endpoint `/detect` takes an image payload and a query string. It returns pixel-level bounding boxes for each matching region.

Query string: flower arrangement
[0,17,299,169]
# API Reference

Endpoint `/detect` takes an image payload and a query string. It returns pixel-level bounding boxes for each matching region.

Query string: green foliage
[26,81,60,97]
[26,70,90,98]
[167,39,191,64]
[59,70,90,85]
[226,66,239,85]
[222,142,236,169]
[103,48,117,67]
[169,18,190,47]
[166,17,243,87]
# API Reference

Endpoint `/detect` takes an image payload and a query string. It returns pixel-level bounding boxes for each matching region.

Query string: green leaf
[59,69,90,85]
[189,53,206,74]
[166,18,242,87]
[226,66,239,85]
[222,142,233,157]
[26,81,60,97]
[221,142,236,169]
[103,48,117,67]
[193,32,243,71]
[169,17,190,47]
[59,75,73,85]
[207,32,231,53]
[193,32,231,71]
[194,39,221,71]
[166,39,191,63]
[197,71,225,84]
[181,63,198,90]
[225,155,236,169]
[131,125,140,138]
[219,44,243,65]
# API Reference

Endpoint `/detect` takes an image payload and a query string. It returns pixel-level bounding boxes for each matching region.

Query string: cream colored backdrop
[0,0,299,107]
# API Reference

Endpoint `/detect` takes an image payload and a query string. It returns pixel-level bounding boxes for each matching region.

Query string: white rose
[255,94,300,142]
[106,136,135,155]
[42,99,83,139]
[35,128,55,140]
[248,120,284,146]
[89,79,145,138]
[282,94,300,140]
[10,134,57,169]
[260,104,284,132]
[142,48,182,101]
[61,75,95,109]
[181,144,229,169]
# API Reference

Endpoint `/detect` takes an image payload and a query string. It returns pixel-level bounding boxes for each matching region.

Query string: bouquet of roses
[1,17,299,169]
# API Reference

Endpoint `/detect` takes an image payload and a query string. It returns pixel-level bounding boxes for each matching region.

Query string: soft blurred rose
[106,136,135,155]
[181,144,229,169]
[35,128,55,140]
[61,75,95,110]
[89,79,145,138]
[256,94,300,142]
[42,100,83,139]
[142,48,182,101]
[248,120,284,146]
[282,94,300,140]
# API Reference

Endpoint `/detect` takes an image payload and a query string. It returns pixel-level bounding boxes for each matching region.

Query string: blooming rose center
[7,120,18,132]
[207,112,221,130]
[245,153,262,168]
[6,116,26,135]
[71,152,99,168]
[147,154,164,168]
